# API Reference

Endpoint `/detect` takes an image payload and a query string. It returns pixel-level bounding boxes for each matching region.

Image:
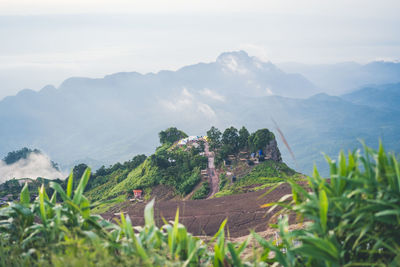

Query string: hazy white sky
[0,0,399,98]
[1,0,400,17]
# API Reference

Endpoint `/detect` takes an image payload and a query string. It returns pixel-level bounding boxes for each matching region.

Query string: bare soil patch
[102,183,298,237]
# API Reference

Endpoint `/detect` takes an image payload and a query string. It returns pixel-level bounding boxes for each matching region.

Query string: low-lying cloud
[0,153,64,184]
[160,88,217,119]
[200,88,226,102]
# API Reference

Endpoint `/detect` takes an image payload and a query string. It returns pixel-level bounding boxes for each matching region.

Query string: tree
[248,129,273,152]
[158,127,188,145]
[3,147,40,165]
[123,154,147,170]
[222,126,239,152]
[95,165,107,177]
[206,126,222,150]
[238,126,250,150]
[70,163,90,190]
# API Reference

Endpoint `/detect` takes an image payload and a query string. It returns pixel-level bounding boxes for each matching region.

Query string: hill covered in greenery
[76,127,208,210]
[1,126,302,212]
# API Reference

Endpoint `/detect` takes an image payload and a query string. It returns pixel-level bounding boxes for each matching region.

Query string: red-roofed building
[133,190,143,198]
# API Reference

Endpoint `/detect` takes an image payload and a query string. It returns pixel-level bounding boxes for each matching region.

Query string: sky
[0,0,399,99]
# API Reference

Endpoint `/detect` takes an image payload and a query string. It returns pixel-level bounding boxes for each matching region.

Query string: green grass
[85,168,130,202]
[215,160,302,197]
[91,194,127,214]
[107,159,159,198]
[191,181,210,200]
[86,143,206,203]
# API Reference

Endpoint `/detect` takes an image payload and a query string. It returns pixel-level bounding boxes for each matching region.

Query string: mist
[0,153,65,183]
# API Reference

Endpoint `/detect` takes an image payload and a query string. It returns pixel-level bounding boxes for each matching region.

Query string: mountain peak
[216,50,255,74]
[216,50,250,62]
[40,85,56,93]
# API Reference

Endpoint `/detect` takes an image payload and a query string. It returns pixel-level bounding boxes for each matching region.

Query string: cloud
[239,44,270,62]
[160,87,217,118]
[0,153,64,183]
[219,54,248,74]
[197,103,216,118]
[200,88,226,102]
[266,88,274,95]
[160,88,194,111]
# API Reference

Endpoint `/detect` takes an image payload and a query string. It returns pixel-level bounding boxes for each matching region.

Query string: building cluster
[177,136,208,147]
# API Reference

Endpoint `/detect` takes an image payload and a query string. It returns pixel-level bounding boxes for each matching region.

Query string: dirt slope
[102,183,296,237]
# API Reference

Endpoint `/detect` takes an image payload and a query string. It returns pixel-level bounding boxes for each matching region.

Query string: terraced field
[102,183,297,237]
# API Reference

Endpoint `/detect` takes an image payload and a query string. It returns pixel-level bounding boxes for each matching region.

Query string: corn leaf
[19,182,30,205]
[66,171,74,198]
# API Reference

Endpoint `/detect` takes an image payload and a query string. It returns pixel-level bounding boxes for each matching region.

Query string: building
[133,190,143,199]
[18,178,33,186]
[177,136,207,147]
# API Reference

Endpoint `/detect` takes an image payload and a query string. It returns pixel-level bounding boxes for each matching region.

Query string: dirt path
[205,142,219,198]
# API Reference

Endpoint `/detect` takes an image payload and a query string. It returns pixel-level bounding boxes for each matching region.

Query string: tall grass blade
[144,198,155,227]
[39,184,47,225]
[66,171,74,198]
[19,182,30,205]
[50,182,68,201]
[72,167,91,205]
[319,189,328,232]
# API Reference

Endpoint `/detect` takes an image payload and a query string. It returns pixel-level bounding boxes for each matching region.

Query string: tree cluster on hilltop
[206,126,276,163]
[2,147,59,170]
[158,127,188,145]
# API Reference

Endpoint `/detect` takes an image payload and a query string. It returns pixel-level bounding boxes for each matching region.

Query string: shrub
[219,173,228,190]
[260,142,400,266]
[178,169,201,195]
[192,181,210,200]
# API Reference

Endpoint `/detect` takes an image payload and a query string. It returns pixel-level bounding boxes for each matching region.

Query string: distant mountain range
[1,51,399,176]
[279,61,400,95]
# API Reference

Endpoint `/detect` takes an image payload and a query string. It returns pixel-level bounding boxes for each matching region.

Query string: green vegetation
[208,126,276,166]
[191,181,210,200]
[0,128,207,207]
[1,143,400,265]
[218,173,228,191]
[91,193,127,214]
[149,142,207,195]
[206,126,222,150]
[0,154,147,201]
[2,147,59,169]
[221,126,240,152]
[238,126,250,150]
[247,128,275,153]
[0,170,213,266]
[0,177,63,201]
[85,129,206,204]
[215,161,301,197]
[78,154,147,196]
[158,127,188,144]
[3,147,41,165]
[259,142,400,266]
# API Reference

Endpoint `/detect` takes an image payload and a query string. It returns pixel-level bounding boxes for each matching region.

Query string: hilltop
[0,126,301,212]
[82,126,301,213]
